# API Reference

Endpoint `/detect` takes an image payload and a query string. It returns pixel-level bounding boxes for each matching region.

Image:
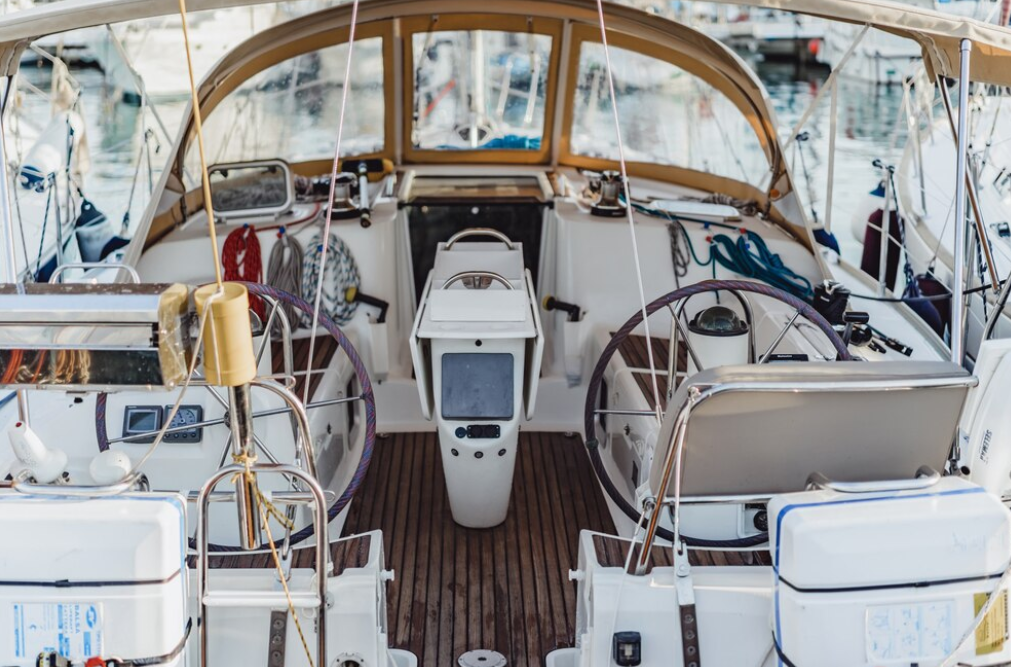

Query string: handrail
[196,463,329,667]
[440,270,514,290]
[10,469,145,496]
[806,466,940,494]
[444,228,514,250]
[48,262,141,284]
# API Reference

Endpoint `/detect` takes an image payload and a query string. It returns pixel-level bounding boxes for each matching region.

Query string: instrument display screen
[123,406,163,444]
[441,353,514,421]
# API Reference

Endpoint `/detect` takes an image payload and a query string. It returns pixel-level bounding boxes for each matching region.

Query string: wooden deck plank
[213,433,762,665]
[342,432,617,667]
[271,336,339,401]
[396,432,425,650]
[615,334,688,412]
[207,533,372,574]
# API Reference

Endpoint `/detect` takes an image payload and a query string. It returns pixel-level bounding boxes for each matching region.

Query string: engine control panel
[454,425,502,439]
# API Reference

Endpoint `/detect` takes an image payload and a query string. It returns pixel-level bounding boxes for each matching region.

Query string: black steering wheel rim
[95,281,377,552]
[583,279,850,548]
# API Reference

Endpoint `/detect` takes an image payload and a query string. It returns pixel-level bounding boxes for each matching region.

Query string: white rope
[594,0,663,422]
[304,0,360,407]
[267,230,304,334]
[301,230,360,327]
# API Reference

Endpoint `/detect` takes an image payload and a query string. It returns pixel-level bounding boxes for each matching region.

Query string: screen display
[441,353,514,421]
[127,408,160,433]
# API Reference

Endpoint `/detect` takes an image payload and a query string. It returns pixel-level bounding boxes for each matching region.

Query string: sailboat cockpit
[3,0,1011,665]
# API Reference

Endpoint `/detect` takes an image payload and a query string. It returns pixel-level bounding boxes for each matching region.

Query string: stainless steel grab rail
[444,228,515,249]
[197,463,329,667]
[48,262,141,284]
[806,466,941,493]
[440,270,514,290]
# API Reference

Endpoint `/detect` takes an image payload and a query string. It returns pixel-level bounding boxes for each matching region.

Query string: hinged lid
[769,477,1011,590]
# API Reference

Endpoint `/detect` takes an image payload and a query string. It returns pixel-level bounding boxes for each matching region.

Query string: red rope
[222,224,265,319]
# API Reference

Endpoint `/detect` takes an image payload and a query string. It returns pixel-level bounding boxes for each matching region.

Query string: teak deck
[207,429,768,665]
[271,335,339,401]
[617,333,687,412]
[343,431,614,667]
[592,533,771,573]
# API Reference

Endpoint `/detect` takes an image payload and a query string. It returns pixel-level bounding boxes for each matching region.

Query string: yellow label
[975,590,1008,656]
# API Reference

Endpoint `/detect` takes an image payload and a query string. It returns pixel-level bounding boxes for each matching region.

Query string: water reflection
[757,60,907,263]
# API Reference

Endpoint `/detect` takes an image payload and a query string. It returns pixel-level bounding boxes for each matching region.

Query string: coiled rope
[266,227,304,335]
[222,224,264,319]
[635,200,814,300]
[301,231,360,327]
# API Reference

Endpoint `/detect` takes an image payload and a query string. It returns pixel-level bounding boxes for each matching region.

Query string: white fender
[962,338,1011,496]
[7,420,67,484]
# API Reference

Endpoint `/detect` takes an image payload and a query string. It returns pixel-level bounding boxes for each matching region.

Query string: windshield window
[411,30,551,151]
[570,42,767,185]
[185,37,384,186]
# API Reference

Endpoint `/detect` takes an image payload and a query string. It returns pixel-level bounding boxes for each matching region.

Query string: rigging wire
[305,0,360,407]
[594,0,663,423]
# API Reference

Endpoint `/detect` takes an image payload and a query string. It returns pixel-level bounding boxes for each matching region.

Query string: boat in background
[818,0,995,84]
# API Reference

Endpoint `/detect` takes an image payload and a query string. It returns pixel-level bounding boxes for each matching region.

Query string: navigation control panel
[454,425,502,439]
[122,405,204,443]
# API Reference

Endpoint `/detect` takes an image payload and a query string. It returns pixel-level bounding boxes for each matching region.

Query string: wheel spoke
[759,308,802,363]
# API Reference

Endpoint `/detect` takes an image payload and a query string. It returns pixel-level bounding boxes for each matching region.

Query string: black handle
[345,286,388,323]
[542,295,582,322]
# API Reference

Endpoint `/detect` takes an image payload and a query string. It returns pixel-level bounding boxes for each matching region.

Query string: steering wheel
[582,279,850,547]
[95,282,377,552]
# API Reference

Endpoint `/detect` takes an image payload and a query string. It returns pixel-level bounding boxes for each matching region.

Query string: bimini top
[4,0,1008,250]
[0,0,1008,84]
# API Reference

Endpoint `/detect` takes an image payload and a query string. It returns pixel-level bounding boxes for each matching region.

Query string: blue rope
[0,392,16,412]
[633,200,813,300]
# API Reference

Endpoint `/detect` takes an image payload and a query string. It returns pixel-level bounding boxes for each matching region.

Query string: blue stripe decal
[772,486,985,666]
